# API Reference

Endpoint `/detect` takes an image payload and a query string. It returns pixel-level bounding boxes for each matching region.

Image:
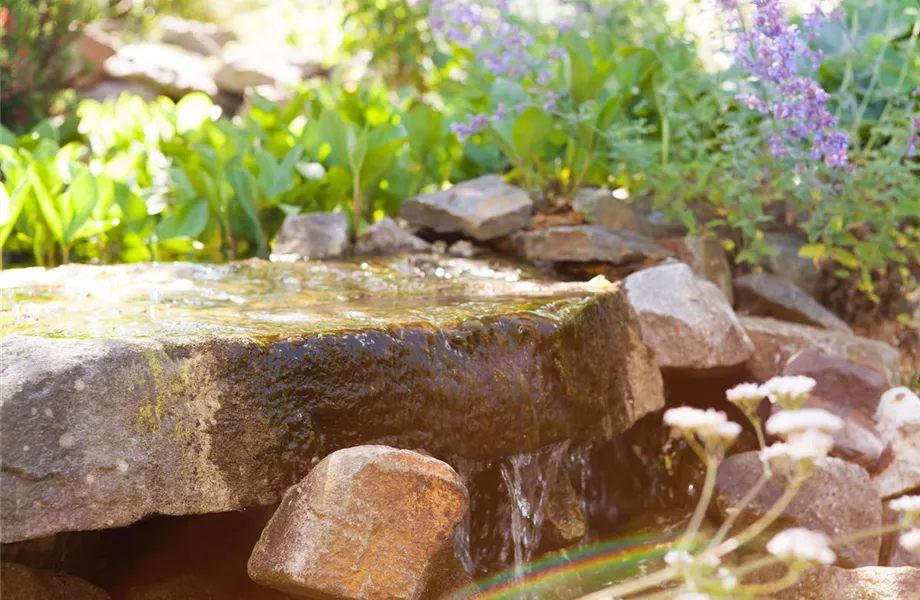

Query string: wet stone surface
[0,257,664,543]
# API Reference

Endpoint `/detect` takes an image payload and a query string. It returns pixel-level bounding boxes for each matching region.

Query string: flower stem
[713,474,804,557]
[709,471,771,548]
[830,521,905,547]
[575,566,678,600]
[680,456,719,551]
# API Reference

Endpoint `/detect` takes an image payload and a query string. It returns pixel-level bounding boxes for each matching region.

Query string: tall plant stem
[713,474,804,557]
[680,457,718,551]
[709,471,771,548]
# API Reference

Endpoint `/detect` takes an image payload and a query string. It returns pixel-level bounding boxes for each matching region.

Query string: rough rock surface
[540,471,586,551]
[734,272,851,333]
[248,446,468,600]
[780,349,888,468]
[354,217,431,256]
[763,232,823,298]
[572,188,639,232]
[0,259,663,542]
[623,263,754,370]
[773,565,920,600]
[272,212,349,258]
[659,236,734,303]
[741,316,901,384]
[159,16,235,56]
[512,225,670,265]
[873,387,920,499]
[0,562,111,600]
[401,175,533,241]
[713,452,882,567]
[783,349,891,416]
[104,43,218,97]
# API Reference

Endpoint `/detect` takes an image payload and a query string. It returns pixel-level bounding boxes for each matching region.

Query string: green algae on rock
[0,257,664,543]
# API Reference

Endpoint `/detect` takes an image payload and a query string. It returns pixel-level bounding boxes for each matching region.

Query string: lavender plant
[574,375,919,599]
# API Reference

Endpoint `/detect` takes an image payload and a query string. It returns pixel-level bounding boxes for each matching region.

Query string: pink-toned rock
[248,446,469,600]
[881,498,920,568]
[741,316,901,384]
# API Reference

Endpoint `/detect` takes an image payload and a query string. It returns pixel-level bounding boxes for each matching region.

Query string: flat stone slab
[0,258,663,542]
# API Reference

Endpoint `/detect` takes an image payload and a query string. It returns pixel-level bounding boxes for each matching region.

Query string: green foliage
[0,0,99,132]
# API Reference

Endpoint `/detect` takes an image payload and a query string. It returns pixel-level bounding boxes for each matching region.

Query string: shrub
[0,0,98,132]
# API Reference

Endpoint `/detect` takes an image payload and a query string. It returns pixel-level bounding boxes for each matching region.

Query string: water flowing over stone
[0,257,663,542]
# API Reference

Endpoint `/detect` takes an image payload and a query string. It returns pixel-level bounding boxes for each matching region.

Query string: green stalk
[709,471,771,548]
[680,457,719,551]
[713,475,805,557]
[575,566,678,600]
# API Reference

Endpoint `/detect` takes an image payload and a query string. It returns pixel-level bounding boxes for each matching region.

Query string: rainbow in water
[448,531,677,600]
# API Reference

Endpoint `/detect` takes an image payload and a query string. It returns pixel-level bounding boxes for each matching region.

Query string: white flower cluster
[901,529,920,555]
[757,407,842,470]
[725,382,764,413]
[663,407,742,455]
[760,375,817,409]
[891,495,920,526]
[765,408,844,437]
[766,528,836,565]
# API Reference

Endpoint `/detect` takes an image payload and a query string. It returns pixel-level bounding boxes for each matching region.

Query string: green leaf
[156,199,209,240]
[0,125,16,148]
[403,105,443,154]
[512,107,553,164]
[61,168,100,244]
[798,243,827,260]
[26,164,64,246]
[229,166,268,257]
[1,179,28,248]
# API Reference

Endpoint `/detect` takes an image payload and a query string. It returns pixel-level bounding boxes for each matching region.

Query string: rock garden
[1,0,919,599]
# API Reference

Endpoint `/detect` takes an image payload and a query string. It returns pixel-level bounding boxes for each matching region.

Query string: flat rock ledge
[0,259,663,543]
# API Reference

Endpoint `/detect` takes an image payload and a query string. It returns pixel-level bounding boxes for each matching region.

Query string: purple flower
[722,0,849,168]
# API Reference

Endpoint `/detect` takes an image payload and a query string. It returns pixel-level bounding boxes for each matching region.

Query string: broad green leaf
[176,92,218,133]
[403,105,442,154]
[26,164,64,246]
[512,107,553,164]
[1,179,28,248]
[0,125,16,148]
[61,168,100,244]
[156,199,209,240]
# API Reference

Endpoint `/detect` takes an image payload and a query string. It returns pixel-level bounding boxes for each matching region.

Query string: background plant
[0,0,99,133]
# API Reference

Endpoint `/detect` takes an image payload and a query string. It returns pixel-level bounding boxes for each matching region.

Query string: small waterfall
[451,456,481,575]
[499,442,570,578]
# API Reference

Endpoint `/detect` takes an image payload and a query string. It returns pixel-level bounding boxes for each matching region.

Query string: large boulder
[0,259,663,542]
[0,562,110,600]
[713,452,882,567]
[623,263,754,370]
[873,387,920,499]
[881,498,920,567]
[272,212,350,258]
[511,225,670,265]
[248,446,468,600]
[354,217,431,256]
[740,316,901,384]
[401,175,533,241]
[734,272,851,333]
[103,43,218,98]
